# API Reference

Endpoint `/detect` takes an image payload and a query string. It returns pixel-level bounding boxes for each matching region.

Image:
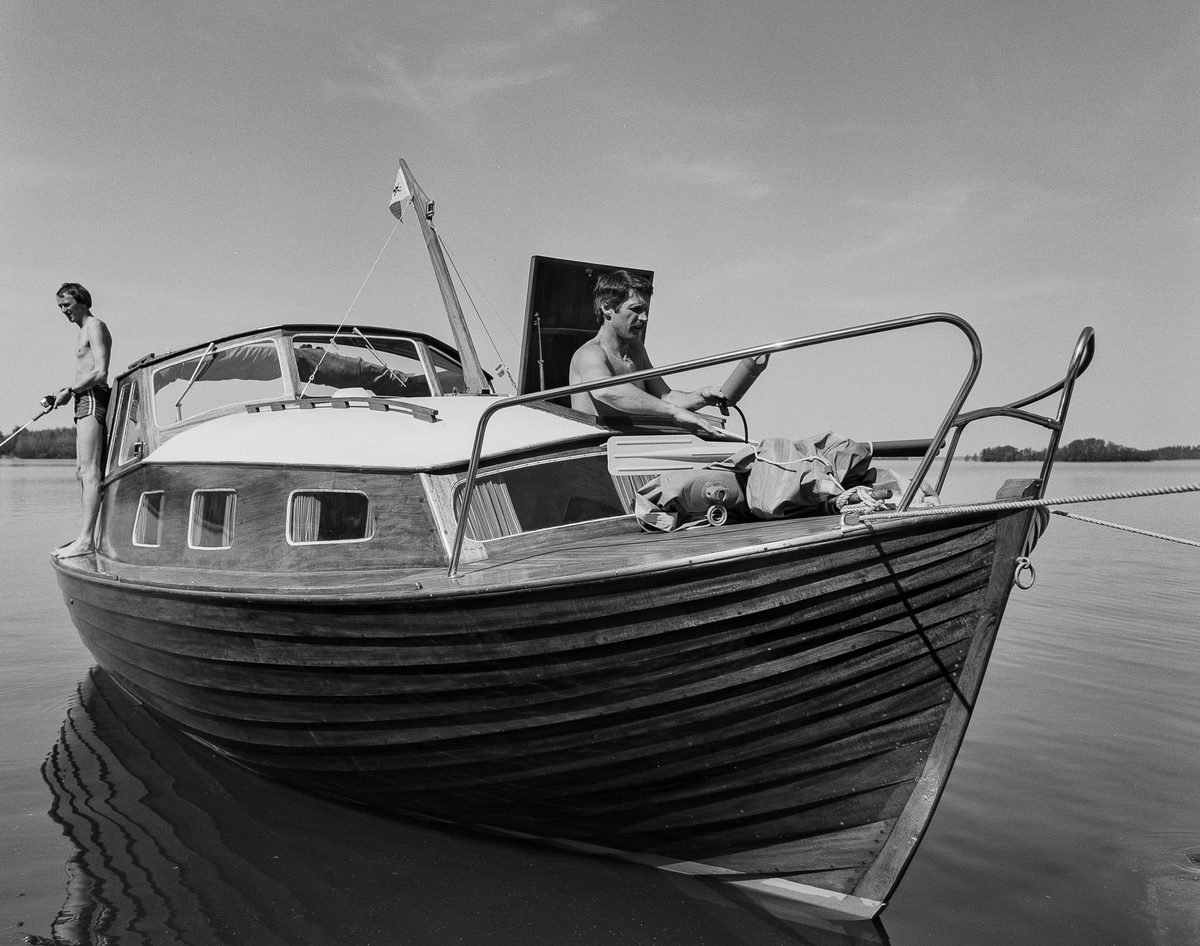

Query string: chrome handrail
[935,326,1095,498]
[447,312,983,576]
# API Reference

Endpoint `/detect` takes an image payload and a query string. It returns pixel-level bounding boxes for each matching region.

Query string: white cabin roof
[146,397,603,470]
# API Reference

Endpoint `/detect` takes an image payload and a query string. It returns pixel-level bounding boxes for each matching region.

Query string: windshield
[292,333,433,398]
[152,339,286,427]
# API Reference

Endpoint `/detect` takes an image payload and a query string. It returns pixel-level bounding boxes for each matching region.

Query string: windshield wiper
[174,343,216,422]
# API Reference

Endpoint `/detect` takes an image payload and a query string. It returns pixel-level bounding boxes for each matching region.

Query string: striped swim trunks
[74,385,111,426]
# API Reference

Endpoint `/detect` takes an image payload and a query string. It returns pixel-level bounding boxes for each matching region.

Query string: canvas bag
[740,432,873,519]
[634,469,748,532]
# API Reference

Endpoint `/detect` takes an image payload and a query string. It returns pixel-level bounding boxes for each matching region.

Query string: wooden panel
[850,503,1038,904]
[98,464,444,569]
[706,821,894,874]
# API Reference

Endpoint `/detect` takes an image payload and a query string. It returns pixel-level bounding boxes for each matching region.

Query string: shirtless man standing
[50,282,112,559]
[568,270,735,439]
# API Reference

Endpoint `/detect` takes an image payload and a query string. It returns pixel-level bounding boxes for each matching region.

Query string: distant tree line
[0,426,76,459]
[968,438,1200,462]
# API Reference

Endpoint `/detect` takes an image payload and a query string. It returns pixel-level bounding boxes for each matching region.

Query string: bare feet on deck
[54,539,96,560]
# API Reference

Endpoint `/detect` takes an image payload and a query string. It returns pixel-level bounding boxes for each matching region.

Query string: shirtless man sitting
[50,282,112,559]
[567,270,736,439]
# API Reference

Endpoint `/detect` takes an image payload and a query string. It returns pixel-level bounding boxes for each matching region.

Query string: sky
[3,0,1197,452]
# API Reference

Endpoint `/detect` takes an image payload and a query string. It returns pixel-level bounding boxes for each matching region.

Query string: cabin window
[112,381,147,468]
[133,491,165,547]
[153,339,286,427]
[455,454,627,541]
[189,490,236,549]
[288,491,375,544]
[429,349,467,395]
[292,334,432,399]
[106,381,137,473]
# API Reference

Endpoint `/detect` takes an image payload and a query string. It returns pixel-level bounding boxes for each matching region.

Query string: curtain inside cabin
[290,492,372,543]
[190,491,235,548]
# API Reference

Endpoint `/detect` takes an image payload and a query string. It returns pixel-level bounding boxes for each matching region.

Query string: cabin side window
[455,454,628,541]
[132,491,165,547]
[106,380,146,473]
[189,490,236,549]
[287,491,375,544]
[116,382,146,467]
[429,349,466,395]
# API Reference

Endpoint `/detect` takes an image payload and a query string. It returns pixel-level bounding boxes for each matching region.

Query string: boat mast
[396,160,490,395]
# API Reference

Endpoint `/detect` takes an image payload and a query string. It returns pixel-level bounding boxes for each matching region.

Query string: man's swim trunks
[74,385,111,426]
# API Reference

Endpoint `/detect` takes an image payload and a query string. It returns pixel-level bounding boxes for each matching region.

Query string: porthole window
[133,491,164,547]
[189,490,236,549]
[288,491,374,544]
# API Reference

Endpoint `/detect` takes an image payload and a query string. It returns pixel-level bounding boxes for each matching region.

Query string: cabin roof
[144,395,608,471]
[120,324,464,380]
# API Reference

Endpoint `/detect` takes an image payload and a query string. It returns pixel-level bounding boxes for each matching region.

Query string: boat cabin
[97,324,647,577]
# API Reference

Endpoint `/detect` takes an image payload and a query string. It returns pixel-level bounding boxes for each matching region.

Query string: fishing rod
[0,397,57,451]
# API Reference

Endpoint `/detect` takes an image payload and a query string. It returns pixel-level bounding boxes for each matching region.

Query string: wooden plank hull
[53,504,1036,919]
[42,668,889,943]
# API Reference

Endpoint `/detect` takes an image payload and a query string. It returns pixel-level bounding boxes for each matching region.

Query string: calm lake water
[2,459,1198,945]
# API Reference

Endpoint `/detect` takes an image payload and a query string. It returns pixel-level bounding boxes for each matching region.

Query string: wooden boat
[52,161,1094,920]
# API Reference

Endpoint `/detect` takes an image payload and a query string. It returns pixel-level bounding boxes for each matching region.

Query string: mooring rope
[859,482,1200,524]
[1050,510,1200,548]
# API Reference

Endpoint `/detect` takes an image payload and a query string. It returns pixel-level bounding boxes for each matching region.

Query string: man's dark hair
[57,283,92,308]
[593,270,652,322]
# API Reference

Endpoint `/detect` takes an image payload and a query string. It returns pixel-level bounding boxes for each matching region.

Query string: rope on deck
[1050,510,1200,548]
[858,482,1200,526]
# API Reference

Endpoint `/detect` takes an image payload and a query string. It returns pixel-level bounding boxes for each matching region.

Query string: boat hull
[54,501,1038,918]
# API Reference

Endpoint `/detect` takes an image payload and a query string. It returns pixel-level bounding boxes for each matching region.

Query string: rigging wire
[438,233,520,346]
[437,233,518,389]
[350,326,410,390]
[299,220,401,399]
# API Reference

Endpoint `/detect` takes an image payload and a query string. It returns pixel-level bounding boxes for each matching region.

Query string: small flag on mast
[389,166,412,221]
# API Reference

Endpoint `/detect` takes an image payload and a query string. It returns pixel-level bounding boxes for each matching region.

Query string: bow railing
[448,312,983,576]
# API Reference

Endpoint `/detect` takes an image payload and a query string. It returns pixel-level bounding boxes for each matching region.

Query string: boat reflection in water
[36,668,889,946]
